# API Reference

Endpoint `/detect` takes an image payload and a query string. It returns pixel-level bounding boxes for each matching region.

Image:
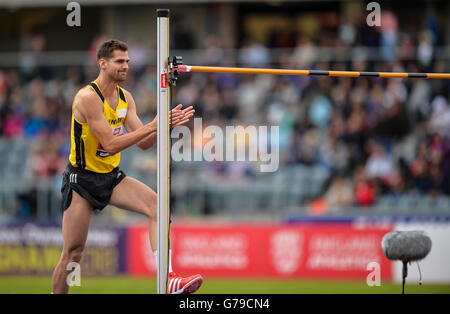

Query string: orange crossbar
[187,66,310,76]
[177,65,450,79]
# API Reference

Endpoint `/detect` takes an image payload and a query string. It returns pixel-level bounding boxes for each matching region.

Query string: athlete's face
[102,50,130,82]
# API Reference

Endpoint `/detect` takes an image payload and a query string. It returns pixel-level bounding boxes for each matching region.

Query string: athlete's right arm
[73,89,156,156]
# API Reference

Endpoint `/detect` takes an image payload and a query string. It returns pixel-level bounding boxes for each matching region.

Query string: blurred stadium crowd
[1,6,450,219]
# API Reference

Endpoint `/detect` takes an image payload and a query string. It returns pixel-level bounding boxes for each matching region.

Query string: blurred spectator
[389,166,407,195]
[409,141,431,193]
[202,35,225,66]
[365,140,394,183]
[89,34,108,63]
[428,95,450,137]
[339,22,357,46]
[353,165,376,207]
[28,134,65,178]
[291,35,316,69]
[128,37,148,77]
[318,134,349,174]
[3,108,25,138]
[238,38,269,68]
[20,34,50,81]
[308,95,332,129]
[417,30,434,70]
[325,175,354,209]
[297,129,320,165]
[379,11,399,61]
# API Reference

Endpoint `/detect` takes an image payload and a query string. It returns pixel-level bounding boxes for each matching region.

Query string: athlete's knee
[146,203,157,221]
[61,245,84,264]
[144,190,157,220]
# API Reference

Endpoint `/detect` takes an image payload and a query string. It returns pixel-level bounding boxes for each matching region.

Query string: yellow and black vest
[69,82,128,173]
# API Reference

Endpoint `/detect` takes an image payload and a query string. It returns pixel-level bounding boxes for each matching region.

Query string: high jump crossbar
[176,65,450,79]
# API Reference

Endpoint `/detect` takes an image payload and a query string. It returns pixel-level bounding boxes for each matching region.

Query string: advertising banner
[127,222,393,280]
[0,223,127,276]
[3,221,447,283]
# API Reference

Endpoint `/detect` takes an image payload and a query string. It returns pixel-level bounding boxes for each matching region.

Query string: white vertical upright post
[157,8,170,295]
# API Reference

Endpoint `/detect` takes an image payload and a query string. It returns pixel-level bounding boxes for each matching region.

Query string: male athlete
[51,39,202,294]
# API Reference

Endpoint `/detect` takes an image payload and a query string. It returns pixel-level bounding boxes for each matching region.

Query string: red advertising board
[127,223,157,275]
[127,222,393,280]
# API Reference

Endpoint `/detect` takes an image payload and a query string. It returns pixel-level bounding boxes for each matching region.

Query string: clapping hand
[170,104,195,128]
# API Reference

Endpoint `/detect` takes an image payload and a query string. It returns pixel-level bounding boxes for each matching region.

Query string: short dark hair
[96,39,128,61]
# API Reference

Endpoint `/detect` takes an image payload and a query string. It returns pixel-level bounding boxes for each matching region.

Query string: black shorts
[61,163,126,212]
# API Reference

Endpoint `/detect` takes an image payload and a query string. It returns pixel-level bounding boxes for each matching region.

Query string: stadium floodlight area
[155,8,450,294]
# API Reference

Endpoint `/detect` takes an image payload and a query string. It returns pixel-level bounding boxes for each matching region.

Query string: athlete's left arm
[124,91,195,150]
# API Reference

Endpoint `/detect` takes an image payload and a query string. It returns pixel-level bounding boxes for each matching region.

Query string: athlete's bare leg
[110,176,203,294]
[51,191,92,294]
[109,176,158,250]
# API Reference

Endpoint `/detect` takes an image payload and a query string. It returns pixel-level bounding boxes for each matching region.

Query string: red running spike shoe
[168,272,203,294]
